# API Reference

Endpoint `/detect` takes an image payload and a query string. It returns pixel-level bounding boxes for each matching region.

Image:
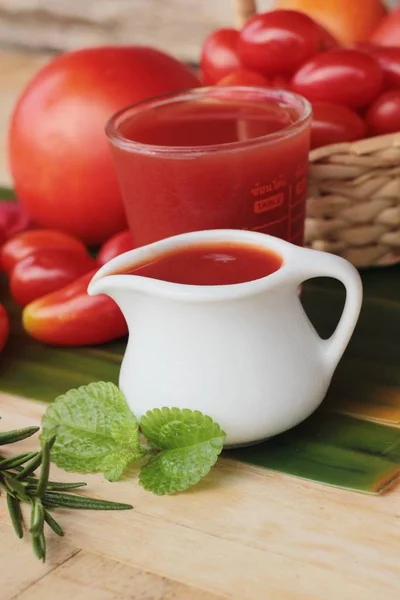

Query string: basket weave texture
[234,0,400,268]
[306,134,400,268]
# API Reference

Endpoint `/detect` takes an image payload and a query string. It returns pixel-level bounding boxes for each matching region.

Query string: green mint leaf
[40,382,143,482]
[139,408,226,494]
[140,407,226,450]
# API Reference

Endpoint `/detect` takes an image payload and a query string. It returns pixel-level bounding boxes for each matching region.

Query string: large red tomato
[9,47,200,245]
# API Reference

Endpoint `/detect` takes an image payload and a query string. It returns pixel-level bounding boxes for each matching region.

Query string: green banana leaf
[303,278,400,424]
[2,268,399,422]
[1,189,400,494]
[227,412,400,494]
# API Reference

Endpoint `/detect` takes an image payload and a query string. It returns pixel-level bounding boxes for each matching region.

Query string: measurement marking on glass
[295,177,308,196]
[252,215,288,232]
[253,192,285,215]
[290,195,307,210]
[291,210,306,226]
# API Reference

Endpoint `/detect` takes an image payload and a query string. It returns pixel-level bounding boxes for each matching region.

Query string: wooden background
[0,0,275,62]
[0,0,397,63]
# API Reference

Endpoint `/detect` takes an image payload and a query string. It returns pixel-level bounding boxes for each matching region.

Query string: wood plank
[12,550,226,600]
[0,516,79,600]
[1,393,400,600]
[0,1,398,62]
[0,0,268,62]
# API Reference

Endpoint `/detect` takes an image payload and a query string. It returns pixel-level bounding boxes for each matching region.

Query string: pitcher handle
[286,247,363,372]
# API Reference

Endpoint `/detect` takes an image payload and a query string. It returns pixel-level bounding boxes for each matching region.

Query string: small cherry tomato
[365,90,400,136]
[0,304,9,351]
[217,69,269,86]
[315,23,339,52]
[370,7,400,47]
[310,102,367,149]
[292,48,383,109]
[0,229,88,276]
[10,248,96,307]
[23,270,127,347]
[270,74,292,89]
[238,10,333,77]
[0,202,31,242]
[200,28,241,85]
[97,230,134,266]
[0,224,5,247]
[355,44,400,90]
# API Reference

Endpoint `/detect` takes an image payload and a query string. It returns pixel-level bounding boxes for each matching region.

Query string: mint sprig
[40,382,144,482]
[40,383,226,495]
[139,408,226,494]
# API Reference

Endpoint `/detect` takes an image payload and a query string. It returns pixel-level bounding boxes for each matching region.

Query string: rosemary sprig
[0,426,39,446]
[0,423,133,562]
[6,493,23,538]
[15,451,42,480]
[44,510,64,537]
[42,491,133,510]
[0,452,37,470]
[27,480,88,491]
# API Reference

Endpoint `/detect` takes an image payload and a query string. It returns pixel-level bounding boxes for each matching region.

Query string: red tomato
[0,202,31,241]
[355,44,400,90]
[238,10,335,77]
[10,248,96,307]
[292,48,383,109]
[0,229,88,276]
[0,304,9,351]
[270,75,292,89]
[310,102,367,149]
[23,270,128,347]
[200,29,241,85]
[370,7,400,47]
[0,224,5,247]
[97,230,134,265]
[365,90,400,135]
[315,23,339,51]
[9,47,201,246]
[217,69,269,86]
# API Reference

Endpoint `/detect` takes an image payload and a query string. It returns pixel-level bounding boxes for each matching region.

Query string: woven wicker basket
[234,0,400,268]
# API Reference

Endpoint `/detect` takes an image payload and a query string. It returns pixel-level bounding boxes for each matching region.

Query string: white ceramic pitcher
[88,229,362,446]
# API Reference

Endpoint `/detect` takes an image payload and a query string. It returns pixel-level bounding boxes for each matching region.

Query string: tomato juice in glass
[106,87,312,248]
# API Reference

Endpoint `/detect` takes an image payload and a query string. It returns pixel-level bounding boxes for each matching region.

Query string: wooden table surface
[2,394,400,600]
[1,51,400,600]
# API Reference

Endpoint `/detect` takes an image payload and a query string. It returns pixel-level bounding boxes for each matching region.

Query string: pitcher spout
[87,266,149,330]
[87,256,143,299]
[87,273,120,297]
[87,242,155,299]
[87,270,149,299]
